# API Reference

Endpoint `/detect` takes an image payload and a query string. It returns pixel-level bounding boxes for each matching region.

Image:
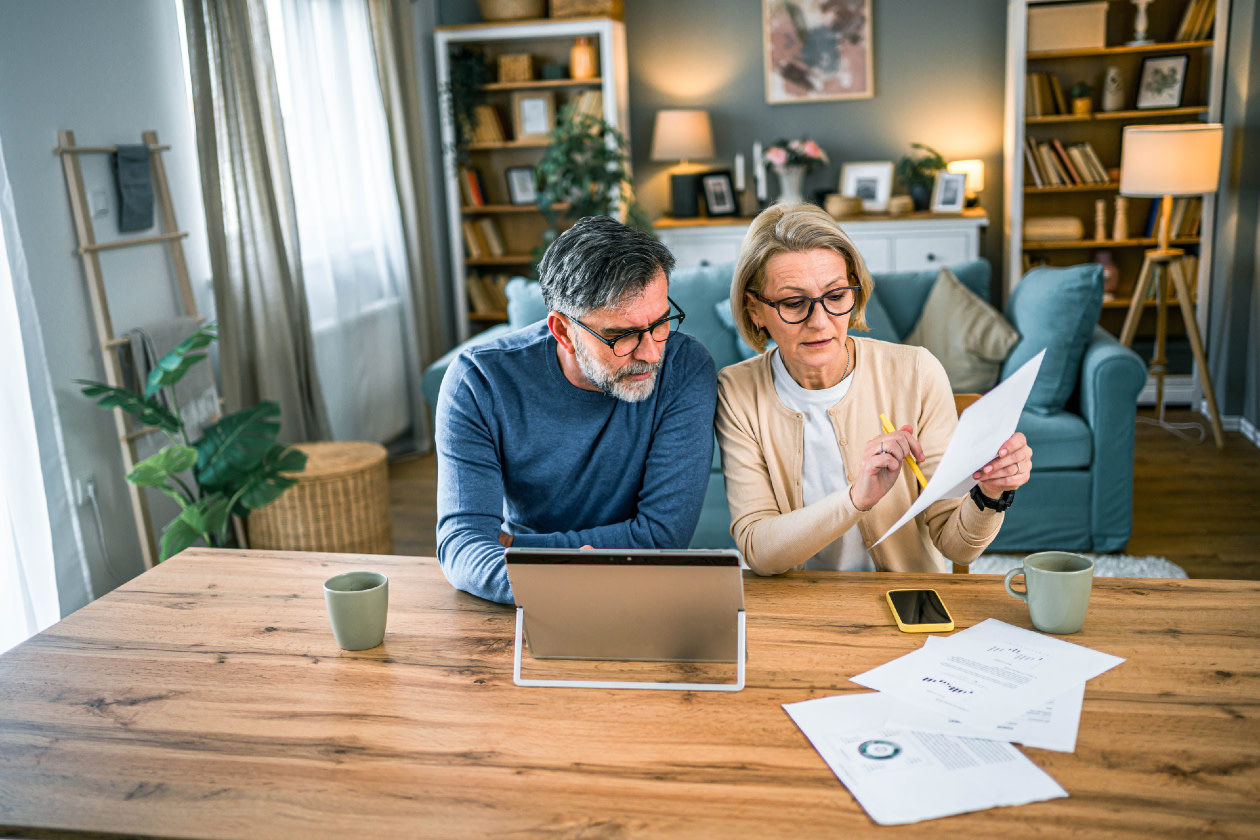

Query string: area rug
[971,553,1188,579]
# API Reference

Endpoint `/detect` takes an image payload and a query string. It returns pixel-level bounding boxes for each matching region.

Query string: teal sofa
[422,259,1147,554]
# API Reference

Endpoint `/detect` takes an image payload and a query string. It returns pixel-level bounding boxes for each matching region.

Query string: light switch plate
[88,189,109,218]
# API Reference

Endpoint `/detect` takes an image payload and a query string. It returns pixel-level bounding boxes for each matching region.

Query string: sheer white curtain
[266,0,421,444]
[0,131,92,654]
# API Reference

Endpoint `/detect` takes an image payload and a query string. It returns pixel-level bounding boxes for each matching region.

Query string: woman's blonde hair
[730,203,874,353]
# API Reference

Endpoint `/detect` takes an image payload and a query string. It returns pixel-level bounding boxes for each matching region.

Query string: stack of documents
[784,619,1124,825]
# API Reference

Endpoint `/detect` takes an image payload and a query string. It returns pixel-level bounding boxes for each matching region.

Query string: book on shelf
[485,274,510,310]
[475,217,506,258]
[472,104,506,143]
[1038,142,1068,185]
[567,89,603,121]
[1024,140,1045,187]
[1176,0,1216,41]
[1051,139,1082,184]
[461,219,487,259]
[1076,142,1108,184]
[457,166,486,207]
[465,273,497,313]
[1047,74,1068,116]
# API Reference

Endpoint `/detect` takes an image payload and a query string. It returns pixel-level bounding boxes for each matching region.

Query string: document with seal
[784,692,1068,825]
[872,349,1045,547]
[851,619,1124,727]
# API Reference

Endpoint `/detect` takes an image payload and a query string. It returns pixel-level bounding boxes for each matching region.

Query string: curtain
[265,0,421,444]
[368,0,450,448]
[182,0,331,444]
[0,130,93,654]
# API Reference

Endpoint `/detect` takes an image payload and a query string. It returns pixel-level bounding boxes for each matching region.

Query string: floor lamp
[1117,124,1225,448]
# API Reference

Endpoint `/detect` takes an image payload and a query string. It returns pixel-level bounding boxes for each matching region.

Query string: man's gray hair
[537,216,675,316]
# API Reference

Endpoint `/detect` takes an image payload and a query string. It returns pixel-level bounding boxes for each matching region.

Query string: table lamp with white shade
[1117,123,1224,447]
[650,109,714,218]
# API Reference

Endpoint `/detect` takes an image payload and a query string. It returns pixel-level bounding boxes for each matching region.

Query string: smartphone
[886,589,954,633]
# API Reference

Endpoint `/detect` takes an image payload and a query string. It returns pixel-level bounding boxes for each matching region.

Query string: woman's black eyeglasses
[755,286,860,324]
[566,297,687,357]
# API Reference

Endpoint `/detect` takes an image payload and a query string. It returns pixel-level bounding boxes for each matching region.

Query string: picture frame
[930,171,967,213]
[764,0,874,104]
[511,91,555,142]
[505,166,538,206]
[701,170,738,217]
[839,161,894,212]
[1136,54,1188,109]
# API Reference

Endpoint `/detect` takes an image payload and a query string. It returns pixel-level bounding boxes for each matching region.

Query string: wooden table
[1,549,1257,839]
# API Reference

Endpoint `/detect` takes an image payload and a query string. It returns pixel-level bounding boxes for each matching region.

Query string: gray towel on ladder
[112,144,154,232]
[126,318,220,455]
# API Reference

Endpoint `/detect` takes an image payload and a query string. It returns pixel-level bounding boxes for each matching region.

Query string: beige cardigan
[715,337,1003,575]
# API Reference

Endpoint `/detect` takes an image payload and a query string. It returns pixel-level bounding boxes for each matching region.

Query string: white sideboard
[655,209,988,274]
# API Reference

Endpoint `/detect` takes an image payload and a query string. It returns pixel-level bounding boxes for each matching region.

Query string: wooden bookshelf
[1027,38,1213,61]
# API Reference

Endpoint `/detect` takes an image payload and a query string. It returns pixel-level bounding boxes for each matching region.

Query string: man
[435,216,718,603]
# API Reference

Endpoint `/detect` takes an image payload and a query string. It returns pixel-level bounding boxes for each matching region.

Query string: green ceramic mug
[323,571,389,650]
[1003,552,1094,634]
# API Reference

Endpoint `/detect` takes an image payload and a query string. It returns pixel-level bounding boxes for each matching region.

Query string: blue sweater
[435,321,718,603]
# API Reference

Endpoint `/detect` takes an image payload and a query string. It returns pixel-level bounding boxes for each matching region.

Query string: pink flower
[764,147,788,168]
[801,140,827,162]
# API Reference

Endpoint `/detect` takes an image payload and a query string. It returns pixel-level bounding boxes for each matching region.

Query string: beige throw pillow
[905,268,1020,393]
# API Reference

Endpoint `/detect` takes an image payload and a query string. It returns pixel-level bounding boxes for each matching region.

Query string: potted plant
[533,101,652,249]
[77,322,307,561]
[895,142,947,211]
[444,46,493,161]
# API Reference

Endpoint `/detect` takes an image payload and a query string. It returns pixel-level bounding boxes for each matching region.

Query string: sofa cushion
[869,259,991,339]
[715,298,762,361]
[857,291,899,343]
[905,267,1019,393]
[1014,409,1093,470]
[506,277,547,327]
[1002,264,1105,415]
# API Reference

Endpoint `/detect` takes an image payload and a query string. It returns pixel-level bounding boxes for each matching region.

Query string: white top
[770,349,876,572]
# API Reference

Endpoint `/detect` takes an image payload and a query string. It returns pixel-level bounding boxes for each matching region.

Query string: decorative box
[550,0,623,20]
[1027,2,1107,52]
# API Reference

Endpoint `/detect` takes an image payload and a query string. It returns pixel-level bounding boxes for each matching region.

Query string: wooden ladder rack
[56,129,203,569]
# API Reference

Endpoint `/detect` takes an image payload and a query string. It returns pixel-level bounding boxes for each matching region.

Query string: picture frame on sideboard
[930,171,967,212]
[701,171,738,217]
[839,161,894,212]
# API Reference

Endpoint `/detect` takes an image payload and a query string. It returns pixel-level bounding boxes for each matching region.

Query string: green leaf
[143,322,217,396]
[159,517,201,562]
[233,445,307,517]
[159,494,231,560]
[77,380,181,436]
[193,401,282,494]
[127,445,198,488]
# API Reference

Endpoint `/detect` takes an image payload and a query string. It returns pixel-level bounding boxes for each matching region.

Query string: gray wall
[1210,0,1260,429]
[0,0,211,601]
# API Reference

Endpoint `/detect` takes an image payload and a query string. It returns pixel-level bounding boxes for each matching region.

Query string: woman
[716,204,1031,575]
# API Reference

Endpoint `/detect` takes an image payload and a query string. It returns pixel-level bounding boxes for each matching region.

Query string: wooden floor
[390,409,1260,580]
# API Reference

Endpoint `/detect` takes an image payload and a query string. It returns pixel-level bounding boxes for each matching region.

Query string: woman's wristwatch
[970,484,1016,512]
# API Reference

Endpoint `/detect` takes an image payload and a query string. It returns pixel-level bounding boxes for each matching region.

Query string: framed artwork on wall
[1136,55,1188,109]
[701,171,738,217]
[930,171,967,212]
[839,161,893,212]
[763,0,873,104]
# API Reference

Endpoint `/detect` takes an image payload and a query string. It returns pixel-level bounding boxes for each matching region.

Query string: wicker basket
[477,0,546,21]
[498,53,534,83]
[247,441,392,555]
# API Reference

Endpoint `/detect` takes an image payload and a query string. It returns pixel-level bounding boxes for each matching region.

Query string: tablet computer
[505,547,744,663]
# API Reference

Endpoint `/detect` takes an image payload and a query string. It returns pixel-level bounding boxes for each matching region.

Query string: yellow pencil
[880,412,928,489]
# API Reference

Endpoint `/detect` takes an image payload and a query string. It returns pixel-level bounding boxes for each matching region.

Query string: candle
[753,142,766,201]
[734,153,745,192]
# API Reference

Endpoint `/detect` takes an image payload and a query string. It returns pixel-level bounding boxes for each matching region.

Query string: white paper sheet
[882,636,1086,752]
[851,619,1123,727]
[784,692,1068,825]
[872,350,1046,547]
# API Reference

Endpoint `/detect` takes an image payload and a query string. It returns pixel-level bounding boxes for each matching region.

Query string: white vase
[776,165,807,205]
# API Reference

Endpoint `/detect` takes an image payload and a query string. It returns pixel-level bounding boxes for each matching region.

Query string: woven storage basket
[550,0,623,18]
[248,441,392,555]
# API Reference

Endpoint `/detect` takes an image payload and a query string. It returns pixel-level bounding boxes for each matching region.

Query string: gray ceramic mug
[323,571,389,650]
[1004,552,1094,634]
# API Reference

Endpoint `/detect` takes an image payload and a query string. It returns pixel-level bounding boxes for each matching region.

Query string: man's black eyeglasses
[755,286,861,324]
[566,297,686,357]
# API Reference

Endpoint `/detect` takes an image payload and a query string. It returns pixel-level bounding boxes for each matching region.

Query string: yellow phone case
[886,589,954,633]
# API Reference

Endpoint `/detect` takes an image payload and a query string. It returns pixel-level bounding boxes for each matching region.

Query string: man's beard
[573,336,663,403]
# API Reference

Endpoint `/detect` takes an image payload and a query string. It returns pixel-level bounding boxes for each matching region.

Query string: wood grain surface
[1,549,1257,839]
